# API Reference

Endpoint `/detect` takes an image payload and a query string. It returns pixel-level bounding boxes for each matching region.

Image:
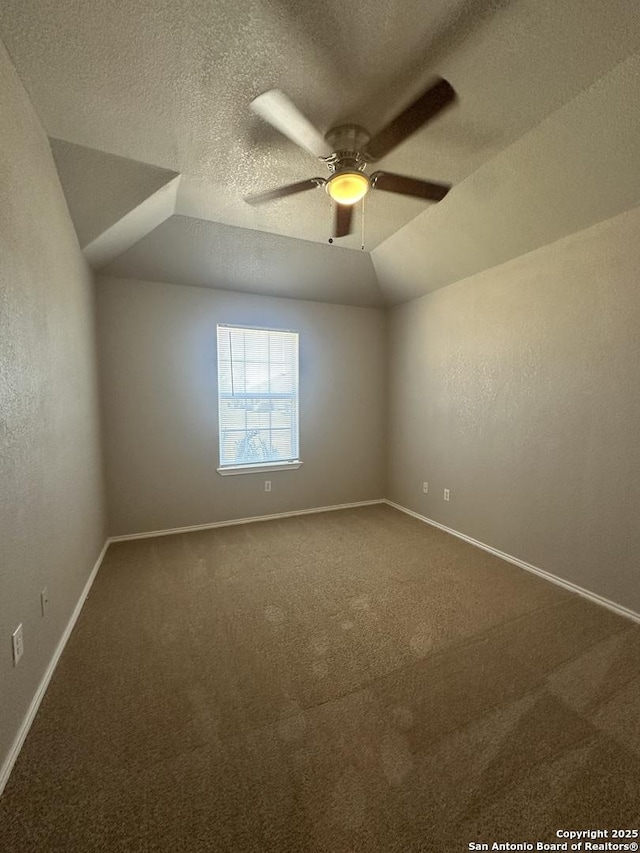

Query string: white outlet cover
[422,482,429,494]
[12,623,24,666]
[444,488,450,501]
[264,480,272,492]
[41,587,49,617]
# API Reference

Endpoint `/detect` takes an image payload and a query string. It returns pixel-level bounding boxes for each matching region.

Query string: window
[216,324,301,474]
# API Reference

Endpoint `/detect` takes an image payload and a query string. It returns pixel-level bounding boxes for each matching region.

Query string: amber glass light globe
[326,171,369,205]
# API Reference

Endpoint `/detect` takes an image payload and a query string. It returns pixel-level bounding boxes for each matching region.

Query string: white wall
[387,205,640,615]
[97,276,387,535]
[0,42,106,771]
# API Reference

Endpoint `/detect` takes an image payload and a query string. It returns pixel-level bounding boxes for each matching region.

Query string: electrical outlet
[264,480,272,492]
[12,624,24,666]
[444,488,450,502]
[422,482,429,494]
[41,587,49,617]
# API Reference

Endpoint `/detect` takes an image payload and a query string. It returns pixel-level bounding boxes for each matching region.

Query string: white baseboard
[0,539,110,798]
[108,499,386,542]
[384,499,640,626]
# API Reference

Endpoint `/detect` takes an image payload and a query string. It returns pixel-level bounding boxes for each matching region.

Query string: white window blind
[217,325,299,469]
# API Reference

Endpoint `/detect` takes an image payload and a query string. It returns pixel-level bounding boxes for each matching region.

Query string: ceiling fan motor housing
[323,124,371,173]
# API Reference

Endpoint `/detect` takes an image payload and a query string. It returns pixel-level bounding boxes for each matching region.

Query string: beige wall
[97,277,387,536]
[0,42,106,770]
[388,204,640,614]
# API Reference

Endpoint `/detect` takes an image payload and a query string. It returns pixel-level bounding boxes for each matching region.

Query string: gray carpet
[2,504,640,851]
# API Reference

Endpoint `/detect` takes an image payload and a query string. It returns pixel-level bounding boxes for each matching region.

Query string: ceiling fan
[244,78,457,240]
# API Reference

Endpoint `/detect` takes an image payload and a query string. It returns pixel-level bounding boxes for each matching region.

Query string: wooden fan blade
[365,78,456,161]
[370,171,451,201]
[244,178,325,205]
[334,204,354,238]
[250,90,333,158]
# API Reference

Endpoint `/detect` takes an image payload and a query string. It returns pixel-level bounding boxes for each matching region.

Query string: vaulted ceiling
[1,0,639,305]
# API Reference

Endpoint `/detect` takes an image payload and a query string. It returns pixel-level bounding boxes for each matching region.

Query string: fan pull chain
[361,195,365,250]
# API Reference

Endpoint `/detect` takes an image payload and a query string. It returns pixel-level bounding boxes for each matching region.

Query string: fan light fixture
[326,171,369,205]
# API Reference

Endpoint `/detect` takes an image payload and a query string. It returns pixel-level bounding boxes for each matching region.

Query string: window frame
[215,323,302,476]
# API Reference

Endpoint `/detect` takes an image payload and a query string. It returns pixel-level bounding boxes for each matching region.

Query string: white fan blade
[250,90,332,159]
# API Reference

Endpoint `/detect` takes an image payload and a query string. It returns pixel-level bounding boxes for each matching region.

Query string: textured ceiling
[1,0,640,304]
[373,52,640,303]
[49,139,178,248]
[102,215,384,307]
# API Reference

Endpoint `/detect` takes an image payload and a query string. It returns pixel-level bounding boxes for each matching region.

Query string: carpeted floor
[2,504,640,852]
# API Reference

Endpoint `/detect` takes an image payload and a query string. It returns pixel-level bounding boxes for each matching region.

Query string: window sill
[217,461,303,476]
